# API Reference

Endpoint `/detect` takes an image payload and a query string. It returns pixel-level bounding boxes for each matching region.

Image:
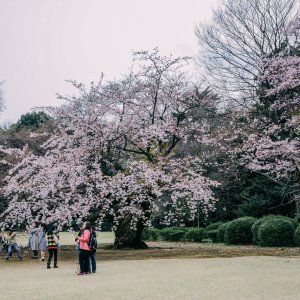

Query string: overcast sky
[0,0,218,124]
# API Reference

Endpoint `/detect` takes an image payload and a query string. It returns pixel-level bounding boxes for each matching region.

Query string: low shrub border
[224,217,257,245]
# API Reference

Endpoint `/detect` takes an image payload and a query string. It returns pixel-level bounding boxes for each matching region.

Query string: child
[46,225,59,269]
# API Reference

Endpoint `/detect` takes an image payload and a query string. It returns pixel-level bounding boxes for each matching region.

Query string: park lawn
[1,257,300,300]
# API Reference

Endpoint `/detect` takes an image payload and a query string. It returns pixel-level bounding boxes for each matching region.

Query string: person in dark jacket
[90,229,97,273]
[46,225,59,269]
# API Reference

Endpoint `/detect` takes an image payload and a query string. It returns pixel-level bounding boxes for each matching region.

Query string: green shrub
[204,222,224,242]
[224,217,257,245]
[184,228,205,242]
[217,222,230,243]
[258,218,295,247]
[159,227,186,241]
[294,226,300,246]
[101,221,112,232]
[252,215,297,245]
[205,222,224,231]
[142,228,159,241]
[206,229,219,242]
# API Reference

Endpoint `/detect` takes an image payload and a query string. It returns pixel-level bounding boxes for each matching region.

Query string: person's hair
[47,225,55,235]
[85,221,91,230]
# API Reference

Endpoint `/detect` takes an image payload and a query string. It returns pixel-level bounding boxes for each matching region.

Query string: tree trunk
[113,214,148,249]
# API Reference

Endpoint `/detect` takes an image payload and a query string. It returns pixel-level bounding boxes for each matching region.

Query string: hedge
[142,228,160,241]
[224,217,257,245]
[205,222,224,231]
[184,227,205,242]
[252,215,297,245]
[258,218,295,247]
[159,227,186,241]
[205,222,224,242]
[217,222,230,243]
[294,226,300,246]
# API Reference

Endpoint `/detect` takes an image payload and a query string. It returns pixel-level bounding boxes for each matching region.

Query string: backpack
[88,230,97,252]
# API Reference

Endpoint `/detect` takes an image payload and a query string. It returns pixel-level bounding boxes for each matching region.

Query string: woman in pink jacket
[75,221,92,275]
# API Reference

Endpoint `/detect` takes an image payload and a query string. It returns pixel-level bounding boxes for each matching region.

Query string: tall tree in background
[239,54,300,217]
[0,112,53,214]
[195,0,298,107]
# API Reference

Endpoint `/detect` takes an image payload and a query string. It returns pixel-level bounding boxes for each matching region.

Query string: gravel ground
[0,256,300,300]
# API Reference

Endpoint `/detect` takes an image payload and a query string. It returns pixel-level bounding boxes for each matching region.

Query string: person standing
[76,221,92,275]
[38,224,47,261]
[46,225,59,269]
[90,229,97,273]
[28,222,40,259]
[4,228,22,261]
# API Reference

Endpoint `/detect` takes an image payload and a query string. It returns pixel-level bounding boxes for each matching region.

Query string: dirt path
[0,256,300,300]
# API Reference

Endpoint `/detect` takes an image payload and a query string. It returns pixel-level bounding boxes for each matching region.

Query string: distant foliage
[12,112,51,132]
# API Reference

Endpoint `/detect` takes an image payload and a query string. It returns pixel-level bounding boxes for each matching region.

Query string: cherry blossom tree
[236,54,300,216]
[1,50,219,248]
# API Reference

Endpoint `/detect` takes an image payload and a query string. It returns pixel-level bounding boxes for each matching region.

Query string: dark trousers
[90,251,96,273]
[47,249,58,266]
[79,250,91,273]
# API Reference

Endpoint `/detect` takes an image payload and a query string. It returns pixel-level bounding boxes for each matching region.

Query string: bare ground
[1,232,300,299]
[0,257,300,300]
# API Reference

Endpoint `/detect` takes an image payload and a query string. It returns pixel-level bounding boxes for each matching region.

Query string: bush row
[206,215,299,247]
[143,215,300,247]
[142,227,205,242]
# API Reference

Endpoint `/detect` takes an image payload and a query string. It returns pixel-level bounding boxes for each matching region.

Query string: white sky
[0,0,218,124]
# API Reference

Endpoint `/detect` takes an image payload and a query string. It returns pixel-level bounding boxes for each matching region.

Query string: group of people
[0,222,60,268]
[27,222,60,268]
[0,220,97,275]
